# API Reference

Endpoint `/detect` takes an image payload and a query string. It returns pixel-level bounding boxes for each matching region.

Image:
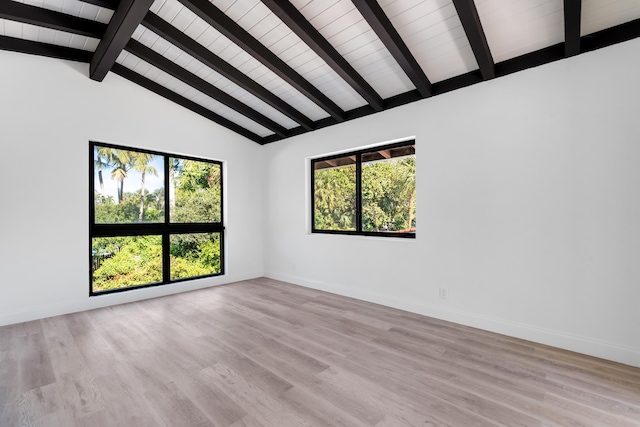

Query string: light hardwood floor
[1,278,639,426]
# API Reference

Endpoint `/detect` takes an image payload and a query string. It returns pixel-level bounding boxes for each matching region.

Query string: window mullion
[90,142,224,295]
[164,155,170,283]
[311,139,415,238]
[356,153,362,233]
[311,160,316,232]
[165,155,170,225]
[162,233,170,283]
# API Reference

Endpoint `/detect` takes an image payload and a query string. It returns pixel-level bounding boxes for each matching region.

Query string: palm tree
[131,152,158,221]
[94,146,113,195]
[168,158,181,210]
[110,150,133,204]
[168,158,191,210]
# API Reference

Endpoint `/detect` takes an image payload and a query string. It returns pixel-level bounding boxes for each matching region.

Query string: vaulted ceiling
[2,0,639,144]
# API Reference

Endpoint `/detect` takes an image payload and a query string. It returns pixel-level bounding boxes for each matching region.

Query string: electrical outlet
[439,286,449,300]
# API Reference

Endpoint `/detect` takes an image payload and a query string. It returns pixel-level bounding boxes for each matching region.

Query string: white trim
[0,272,262,327]
[266,272,640,368]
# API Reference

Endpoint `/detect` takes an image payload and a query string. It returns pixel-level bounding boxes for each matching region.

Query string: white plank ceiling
[0,17,99,51]
[16,0,114,23]
[475,0,565,63]
[116,50,275,137]
[131,24,300,129]
[152,0,331,122]
[2,0,639,143]
[294,0,414,98]
[582,0,640,36]
[380,0,478,83]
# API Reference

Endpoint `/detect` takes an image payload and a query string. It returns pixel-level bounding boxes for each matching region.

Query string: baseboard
[0,272,263,327]
[266,272,640,368]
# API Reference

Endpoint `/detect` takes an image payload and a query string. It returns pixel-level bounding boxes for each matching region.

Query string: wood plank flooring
[1,277,640,426]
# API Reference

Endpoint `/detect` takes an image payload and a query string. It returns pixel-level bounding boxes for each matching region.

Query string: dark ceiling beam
[495,43,564,77]
[582,17,640,52]
[0,36,93,62]
[265,18,640,144]
[90,0,154,81]
[352,0,432,97]
[4,3,638,146]
[178,0,346,122]
[112,64,263,143]
[0,1,106,39]
[142,12,314,131]
[126,39,287,138]
[564,0,582,57]
[452,0,495,80]
[262,0,384,111]
[79,0,118,9]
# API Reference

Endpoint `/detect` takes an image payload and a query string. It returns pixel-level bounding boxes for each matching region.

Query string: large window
[90,142,224,295]
[312,140,416,238]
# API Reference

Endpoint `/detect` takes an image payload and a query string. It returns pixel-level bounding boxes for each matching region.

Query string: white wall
[0,50,264,325]
[3,39,639,367]
[263,38,640,367]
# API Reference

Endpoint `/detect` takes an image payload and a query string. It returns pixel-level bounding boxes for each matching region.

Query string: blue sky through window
[93,147,165,202]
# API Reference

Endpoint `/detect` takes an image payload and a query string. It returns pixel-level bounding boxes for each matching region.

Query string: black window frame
[89,141,225,296]
[311,139,416,239]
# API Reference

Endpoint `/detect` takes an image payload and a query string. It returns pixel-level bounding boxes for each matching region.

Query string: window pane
[170,233,222,280]
[94,146,165,223]
[362,146,416,233]
[314,155,357,231]
[170,159,221,223]
[92,235,163,292]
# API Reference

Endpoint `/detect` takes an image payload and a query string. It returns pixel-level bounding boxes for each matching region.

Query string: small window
[90,142,224,295]
[312,140,415,238]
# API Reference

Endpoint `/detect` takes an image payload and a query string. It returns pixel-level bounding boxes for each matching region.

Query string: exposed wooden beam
[130,15,640,146]
[142,12,314,131]
[0,1,106,39]
[564,0,582,57]
[495,43,564,78]
[126,39,288,138]
[90,0,154,81]
[581,17,640,52]
[0,36,92,63]
[352,0,432,98]
[178,0,345,122]
[452,0,495,80]
[79,0,118,9]
[262,0,384,111]
[379,150,391,159]
[112,63,263,144]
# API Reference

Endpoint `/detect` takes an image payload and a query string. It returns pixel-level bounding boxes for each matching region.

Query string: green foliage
[362,156,415,232]
[176,160,220,192]
[170,233,221,280]
[172,189,221,223]
[314,156,416,233]
[92,236,129,256]
[91,232,222,291]
[92,150,222,291]
[171,160,221,223]
[92,236,162,291]
[94,190,163,223]
[170,257,213,280]
[313,165,356,230]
